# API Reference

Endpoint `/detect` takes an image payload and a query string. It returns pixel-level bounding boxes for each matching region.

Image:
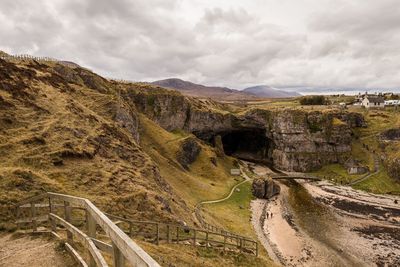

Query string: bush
[299,95,327,105]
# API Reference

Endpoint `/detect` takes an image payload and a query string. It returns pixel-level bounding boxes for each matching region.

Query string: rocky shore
[250,165,400,266]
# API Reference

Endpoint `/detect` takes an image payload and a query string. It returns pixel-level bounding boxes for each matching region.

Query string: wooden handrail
[14,192,161,267]
[50,213,108,267]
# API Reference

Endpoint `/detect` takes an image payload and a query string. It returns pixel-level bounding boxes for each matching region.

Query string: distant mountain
[152,78,260,101]
[243,85,301,98]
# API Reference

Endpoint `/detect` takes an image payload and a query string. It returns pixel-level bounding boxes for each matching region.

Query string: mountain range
[152,78,301,100]
[243,85,301,98]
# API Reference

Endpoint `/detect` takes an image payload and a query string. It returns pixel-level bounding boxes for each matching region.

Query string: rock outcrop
[252,176,281,199]
[128,86,365,172]
[176,137,201,169]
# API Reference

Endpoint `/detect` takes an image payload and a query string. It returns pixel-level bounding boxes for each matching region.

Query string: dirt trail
[199,164,251,205]
[0,233,75,267]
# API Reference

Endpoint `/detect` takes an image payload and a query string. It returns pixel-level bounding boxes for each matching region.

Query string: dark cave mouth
[219,129,272,164]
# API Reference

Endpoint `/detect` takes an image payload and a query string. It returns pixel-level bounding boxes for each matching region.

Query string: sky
[0,0,399,91]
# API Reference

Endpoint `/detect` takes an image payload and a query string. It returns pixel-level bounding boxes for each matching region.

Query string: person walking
[271,212,273,218]
[266,212,269,219]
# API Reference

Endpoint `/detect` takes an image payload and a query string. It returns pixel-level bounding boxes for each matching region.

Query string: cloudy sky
[1,0,399,90]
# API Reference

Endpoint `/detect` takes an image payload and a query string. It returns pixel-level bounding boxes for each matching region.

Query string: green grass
[353,164,400,195]
[311,164,365,184]
[203,182,254,238]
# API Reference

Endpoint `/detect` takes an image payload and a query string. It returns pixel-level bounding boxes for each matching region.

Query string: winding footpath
[194,164,251,227]
[199,166,251,205]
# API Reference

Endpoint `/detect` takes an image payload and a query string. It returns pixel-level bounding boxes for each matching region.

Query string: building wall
[362,98,384,108]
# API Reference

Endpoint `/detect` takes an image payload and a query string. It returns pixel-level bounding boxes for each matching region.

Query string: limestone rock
[252,176,280,199]
[129,86,366,172]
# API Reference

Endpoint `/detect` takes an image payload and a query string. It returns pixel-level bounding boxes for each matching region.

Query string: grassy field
[353,164,400,195]
[200,178,275,265]
[203,182,254,237]
[311,164,365,184]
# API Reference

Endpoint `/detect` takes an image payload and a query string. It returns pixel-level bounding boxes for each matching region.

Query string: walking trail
[199,164,251,206]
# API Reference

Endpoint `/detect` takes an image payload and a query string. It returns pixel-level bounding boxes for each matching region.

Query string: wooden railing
[194,204,246,243]
[14,192,160,267]
[105,213,258,256]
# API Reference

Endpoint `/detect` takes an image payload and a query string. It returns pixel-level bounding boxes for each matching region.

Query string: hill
[151,78,260,101]
[0,58,275,266]
[243,85,301,98]
[0,59,193,226]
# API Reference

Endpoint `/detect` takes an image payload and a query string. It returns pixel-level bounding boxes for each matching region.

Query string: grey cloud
[0,0,399,89]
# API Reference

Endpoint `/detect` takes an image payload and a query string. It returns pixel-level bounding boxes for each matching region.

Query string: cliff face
[269,110,357,171]
[129,87,365,172]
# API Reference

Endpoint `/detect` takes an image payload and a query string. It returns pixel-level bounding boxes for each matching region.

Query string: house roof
[365,96,384,103]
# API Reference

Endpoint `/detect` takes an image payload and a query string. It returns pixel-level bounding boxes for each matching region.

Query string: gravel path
[0,233,74,267]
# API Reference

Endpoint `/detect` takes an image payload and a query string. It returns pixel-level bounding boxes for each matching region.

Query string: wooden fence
[14,192,160,267]
[105,213,258,256]
[194,204,246,243]
[0,54,83,69]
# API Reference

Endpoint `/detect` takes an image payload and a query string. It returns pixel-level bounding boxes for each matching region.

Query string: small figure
[271,213,273,218]
[266,212,269,219]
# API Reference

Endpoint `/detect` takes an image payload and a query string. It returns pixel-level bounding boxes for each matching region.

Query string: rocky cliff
[128,86,365,172]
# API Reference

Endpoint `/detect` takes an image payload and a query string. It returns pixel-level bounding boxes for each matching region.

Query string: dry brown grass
[0,59,189,228]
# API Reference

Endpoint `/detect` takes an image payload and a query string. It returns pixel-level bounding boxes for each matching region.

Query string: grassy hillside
[0,58,273,266]
[139,115,240,219]
[0,59,191,228]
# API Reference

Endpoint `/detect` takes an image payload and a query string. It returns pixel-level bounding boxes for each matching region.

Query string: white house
[362,95,385,108]
[384,100,400,106]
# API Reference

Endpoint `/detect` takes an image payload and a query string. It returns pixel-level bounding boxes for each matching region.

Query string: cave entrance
[219,129,272,164]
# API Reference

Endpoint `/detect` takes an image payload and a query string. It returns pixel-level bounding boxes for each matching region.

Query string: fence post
[64,201,72,242]
[205,231,209,248]
[176,226,179,243]
[31,201,37,232]
[166,225,170,243]
[49,197,56,232]
[86,210,96,267]
[156,223,160,245]
[239,238,243,253]
[113,242,125,267]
